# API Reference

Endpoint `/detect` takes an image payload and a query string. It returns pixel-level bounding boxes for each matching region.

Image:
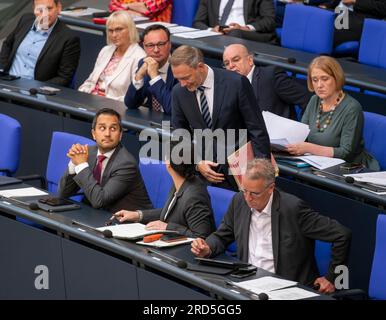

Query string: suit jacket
[206,189,352,286]
[142,176,216,238]
[58,144,153,212]
[124,59,178,115]
[0,14,80,87]
[78,43,145,101]
[252,65,312,120]
[327,0,386,19]
[172,67,271,189]
[193,0,276,34]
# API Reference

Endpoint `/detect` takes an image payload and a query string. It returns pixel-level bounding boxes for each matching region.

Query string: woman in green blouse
[286,56,380,170]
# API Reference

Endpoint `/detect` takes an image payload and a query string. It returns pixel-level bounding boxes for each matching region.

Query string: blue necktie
[197,86,212,129]
[220,0,235,26]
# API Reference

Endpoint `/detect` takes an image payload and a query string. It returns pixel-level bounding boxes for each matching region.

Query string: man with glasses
[223,44,312,119]
[0,0,80,87]
[192,158,351,293]
[124,24,177,114]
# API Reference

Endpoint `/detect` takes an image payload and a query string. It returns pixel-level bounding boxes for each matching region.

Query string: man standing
[0,0,80,87]
[223,44,312,119]
[58,108,153,212]
[171,45,270,191]
[192,158,351,293]
[124,24,177,115]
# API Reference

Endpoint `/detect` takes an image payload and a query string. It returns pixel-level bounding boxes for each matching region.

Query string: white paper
[173,30,221,39]
[136,238,194,248]
[233,276,297,293]
[168,26,198,34]
[60,8,105,17]
[0,187,48,198]
[263,111,310,147]
[136,21,177,29]
[300,155,345,170]
[267,287,319,300]
[344,171,386,187]
[97,223,171,240]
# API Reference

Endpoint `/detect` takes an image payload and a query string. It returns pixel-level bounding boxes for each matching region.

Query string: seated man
[223,44,312,119]
[58,108,153,212]
[124,24,177,115]
[192,158,351,293]
[0,0,80,87]
[193,0,276,43]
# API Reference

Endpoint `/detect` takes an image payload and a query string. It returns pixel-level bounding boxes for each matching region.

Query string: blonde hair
[106,11,139,45]
[170,45,204,68]
[307,56,345,92]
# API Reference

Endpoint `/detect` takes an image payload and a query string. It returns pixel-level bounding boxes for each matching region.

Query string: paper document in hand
[233,276,297,293]
[137,238,194,248]
[344,171,386,187]
[97,223,178,240]
[0,187,48,198]
[173,30,220,39]
[266,287,319,300]
[227,141,254,188]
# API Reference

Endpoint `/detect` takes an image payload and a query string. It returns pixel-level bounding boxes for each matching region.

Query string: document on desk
[344,171,386,187]
[266,287,319,300]
[262,111,310,150]
[173,30,221,39]
[168,26,198,34]
[233,276,297,293]
[0,187,48,198]
[97,223,178,240]
[136,238,194,248]
[275,154,345,170]
[60,8,105,17]
[136,22,177,29]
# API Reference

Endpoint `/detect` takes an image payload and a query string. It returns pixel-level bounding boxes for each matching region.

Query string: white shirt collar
[247,65,255,84]
[201,65,214,90]
[97,148,115,160]
[159,57,170,74]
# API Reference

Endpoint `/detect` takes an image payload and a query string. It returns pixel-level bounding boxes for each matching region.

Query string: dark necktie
[220,0,235,26]
[93,155,106,184]
[197,86,212,128]
[151,95,162,112]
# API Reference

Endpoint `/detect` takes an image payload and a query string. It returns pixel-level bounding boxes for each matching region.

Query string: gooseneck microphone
[225,281,269,300]
[345,176,355,184]
[71,220,113,238]
[254,52,297,64]
[0,195,39,209]
[146,248,188,269]
[29,88,38,95]
[102,229,113,238]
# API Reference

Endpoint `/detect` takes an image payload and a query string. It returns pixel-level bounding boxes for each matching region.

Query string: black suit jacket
[252,65,312,119]
[193,0,276,39]
[206,189,352,286]
[171,67,271,189]
[58,144,153,212]
[142,176,215,238]
[0,14,80,87]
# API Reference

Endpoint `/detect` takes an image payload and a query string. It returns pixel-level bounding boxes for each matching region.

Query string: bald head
[223,44,254,77]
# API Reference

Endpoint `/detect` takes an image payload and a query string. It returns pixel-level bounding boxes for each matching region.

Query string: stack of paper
[168,26,198,34]
[136,238,194,248]
[136,22,177,29]
[60,8,106,17]
[97,223,177,240]
[276,154,345,170]
[0,187,48,198]
[344,171,386,187]
[173,30,220,39]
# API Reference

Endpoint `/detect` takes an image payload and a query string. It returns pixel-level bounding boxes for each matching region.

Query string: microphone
[102,229,113,238]
[29,88,38,95]
[0,195,39,209]
[345,176,355,184]
[254,52,297,64]
[257,292,269,300]
[225,280,269,300]
[71,220,113,238]
[146,248,188,269]
[29,202,40,210]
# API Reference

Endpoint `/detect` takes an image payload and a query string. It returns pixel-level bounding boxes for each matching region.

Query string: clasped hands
[135,57,160,80]
[67,143,89,166]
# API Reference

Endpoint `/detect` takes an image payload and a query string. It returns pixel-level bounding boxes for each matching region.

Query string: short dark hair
[92,108,122,131]
[142,24,170,42]
[33,0,61,5]
[166,140,195,180]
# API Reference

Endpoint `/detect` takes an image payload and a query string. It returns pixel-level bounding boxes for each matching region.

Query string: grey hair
[170,45,204,68]
[245,158,275,186]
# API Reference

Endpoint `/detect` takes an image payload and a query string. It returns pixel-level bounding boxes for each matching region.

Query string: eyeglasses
[143,40,169,50]
[239,184,273,198]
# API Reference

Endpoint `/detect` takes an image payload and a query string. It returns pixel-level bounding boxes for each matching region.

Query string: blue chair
[315,240,332,276]
[139,158,173,208]
[171,0,200,27]
[368,214,386,300]
[363,112,386,170]
[281,4,334,54]
[358,19,386,69]
[334,41,360,57]
[0,114,21,176]
[207,186,237,252]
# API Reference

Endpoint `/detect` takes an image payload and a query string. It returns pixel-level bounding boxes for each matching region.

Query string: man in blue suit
[170,45,271,191]
[124,24,177,115]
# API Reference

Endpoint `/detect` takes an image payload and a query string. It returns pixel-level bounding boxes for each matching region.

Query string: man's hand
[144,57,160,79]
[314,277,336,294]
[67,144,88,166]
[196,160,225,183]
[212,25,224,34]
[113,210,140,223]
[191,238,211,257]
[223,23,251,34]
[145,220,167,230]
[135,61,149,81]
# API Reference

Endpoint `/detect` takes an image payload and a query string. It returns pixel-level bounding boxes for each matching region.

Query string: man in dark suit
[223,44,312,119]
[124,24,177,115]
[193,0,276,43]
[0,0,80,87]
[170,45,271,191]
[58,108,152,212]
[192,158,351,293]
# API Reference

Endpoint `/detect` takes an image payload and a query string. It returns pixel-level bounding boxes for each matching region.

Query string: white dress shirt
[195,65,215,117]
[218,0,255,30]
[68,148,115,184]
[248,193,275,273]
[246,64,255,84]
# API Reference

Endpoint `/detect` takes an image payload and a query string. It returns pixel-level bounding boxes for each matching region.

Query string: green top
[302,94,380,170]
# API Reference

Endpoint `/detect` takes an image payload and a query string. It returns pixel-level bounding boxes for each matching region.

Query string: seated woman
[78,11,145,101]
[286,56,380,170]
[109,0,173,22]
[113,143,216,238]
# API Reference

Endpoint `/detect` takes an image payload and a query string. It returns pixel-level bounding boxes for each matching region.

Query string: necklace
[316,91,344,132]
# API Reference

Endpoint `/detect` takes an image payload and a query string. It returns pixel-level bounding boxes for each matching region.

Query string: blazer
[206,189,352,286]
[0,13,80,87]
[124,59,178,115]
[171,67,271,189]
[251,65,312,120]
[78,43,145,101]
[141,176,216,238]
[193,0,276,34]
[58,144,153,212]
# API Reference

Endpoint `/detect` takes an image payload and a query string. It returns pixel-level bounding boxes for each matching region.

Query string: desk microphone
[71,220,113,238]
[1,195,39,209]
[225,281,269,300]
[254,52,296,64]
[29,88,38,95]
[146,248,188,269]
[345,176,355,184]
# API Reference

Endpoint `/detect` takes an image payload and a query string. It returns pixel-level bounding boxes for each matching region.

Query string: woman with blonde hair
[78,11,145,101]
[286,56,379,170]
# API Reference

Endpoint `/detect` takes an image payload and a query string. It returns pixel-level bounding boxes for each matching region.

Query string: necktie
[220,0,235,26]
[93,155,106,184]
[151,95,162,112]
[197,86,212,129]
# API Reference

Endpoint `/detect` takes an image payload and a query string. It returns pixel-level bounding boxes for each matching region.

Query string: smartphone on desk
[39,197,74,206]
[230,265,257,279]
[161,233,187,243]
[195,257,250,269]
